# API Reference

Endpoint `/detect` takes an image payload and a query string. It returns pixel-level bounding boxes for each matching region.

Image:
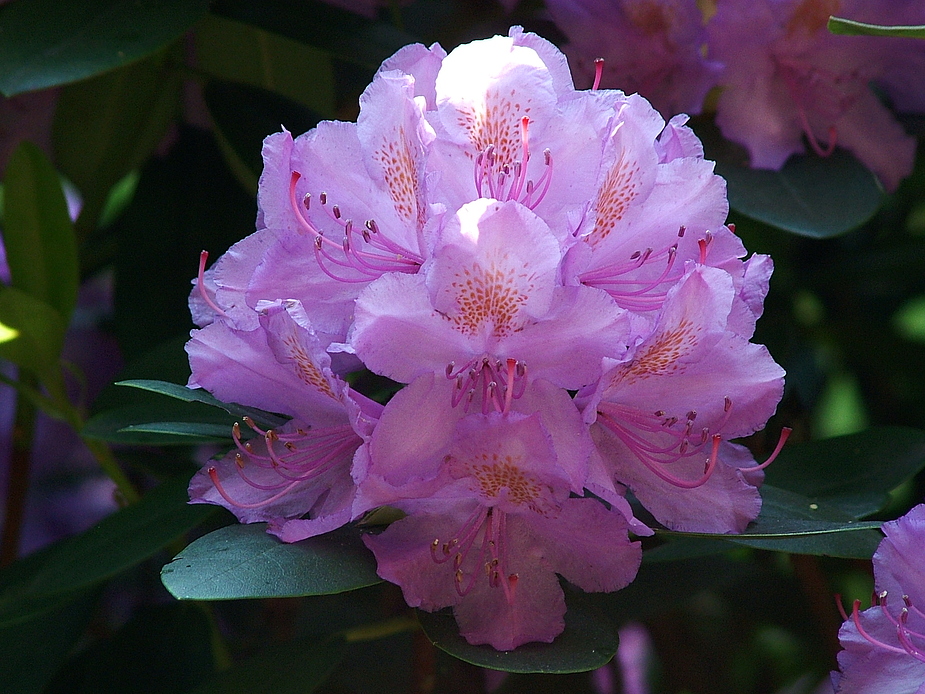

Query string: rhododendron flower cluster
[547,0,925,190]
[185,27,785,650]
[833,503,925,693]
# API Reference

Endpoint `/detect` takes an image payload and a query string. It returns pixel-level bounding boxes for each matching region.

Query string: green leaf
[52,51,182,234]
[765,426,925,518]
[0,588,97,694]
[696,119,884,237]
[84,402,239,445]
[196,14,336,116]
[0,476,217,627]
[417,599,618,674]
[0,287,67,383]
[828,16,925,38]
[657,485,883,558]
[117,379,289,429]
[161,523,382,600]
[211,0,416,69]
[0,0,209,96]
[190,636,345,694]
[2,141,78,320]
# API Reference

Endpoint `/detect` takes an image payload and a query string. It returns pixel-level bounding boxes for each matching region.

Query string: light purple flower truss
[186,27,785,649]
[833,503,925,694]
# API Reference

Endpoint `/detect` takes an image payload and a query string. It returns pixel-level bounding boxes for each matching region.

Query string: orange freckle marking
[590,153,641,246]
[449,261,531,337]
[618,319,700,383]
[373,126,423,229]
[281,335,337,398]
[467,453,545,512]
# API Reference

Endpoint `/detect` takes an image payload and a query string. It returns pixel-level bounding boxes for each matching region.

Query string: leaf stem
[82,437,140,505]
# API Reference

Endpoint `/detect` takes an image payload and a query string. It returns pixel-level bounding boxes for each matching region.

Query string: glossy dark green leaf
[696,119,883,237]
[161,523,382,600]
[2,141,78,320]
[52,51,182,234]
[765,426,925,518]
[191,637,345,694]
[0,476,216,626]
[211,0,416,69]
[196,14,336,116]
[828,16,925,38]
[45,603,215,694]
[0,0,209,96]
[657,485,883,559]
[83,402,239,445]
[417,600,618,674]
[118,379,289,429]
[0,588,97,694]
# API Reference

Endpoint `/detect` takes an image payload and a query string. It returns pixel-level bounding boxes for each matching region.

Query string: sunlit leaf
[2,141,78,321]
[0,476,217,627]
[417,599,618,674]
[0,0,209,96]
[161,523,382,600]
[0,287,67,381]
[828,16,925,38]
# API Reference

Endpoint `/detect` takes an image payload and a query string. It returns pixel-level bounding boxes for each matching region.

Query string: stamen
[197,250,228,318]
[446,356,528,412]
[592,58,604,91]
[737,428,792,473]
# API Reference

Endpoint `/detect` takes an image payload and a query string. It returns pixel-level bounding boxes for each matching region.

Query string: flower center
[288,171,423,283]
[446,356,528,414]
[430,507,518,602]
[474,117,553,210]
[207,417,360,509]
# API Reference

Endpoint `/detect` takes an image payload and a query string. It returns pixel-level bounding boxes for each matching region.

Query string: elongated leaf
[828,16,925,38]
[417,600,618,674]
[52,51,182,234]
[161,523,382,600]
[211,0,416,69]
[83,402,240,445]
[765,426,925,518]
[0,287,67,380]
[0,0,209,96]
[657,485,882,558]
[696,119,883,237]
[191,637,345,694]
[0,476,217,626]
[117,379,288,429]
[196,14,335,116]
[2,141,78,320]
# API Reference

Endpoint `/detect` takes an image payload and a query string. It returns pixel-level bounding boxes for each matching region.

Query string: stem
[0,375,37,566]
[82,437,140,506]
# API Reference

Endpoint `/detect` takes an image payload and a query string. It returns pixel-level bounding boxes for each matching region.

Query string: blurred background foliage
[0,1,924,693]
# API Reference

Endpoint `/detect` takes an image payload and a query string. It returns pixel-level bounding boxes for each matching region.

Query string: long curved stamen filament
[737,428,792,473]
[197,250,228,318]
[447,357,528,413]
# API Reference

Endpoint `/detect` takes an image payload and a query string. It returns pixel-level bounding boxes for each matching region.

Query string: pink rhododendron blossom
[707,0,917,191]
[362,396,641,650]
[188,300,381,541]
[833,503,925,693]
[546,0,721,118]
[186,25,784,650]
[577,267,786,533]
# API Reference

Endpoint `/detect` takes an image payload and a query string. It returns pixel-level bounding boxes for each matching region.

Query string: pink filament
[447,356,527,414]
[197,250,228,318]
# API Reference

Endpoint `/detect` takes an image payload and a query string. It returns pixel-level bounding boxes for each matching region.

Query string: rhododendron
[833,503,925,693]
[707,0,919,191]
[546,0,721,118]
[186,26,784,650]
